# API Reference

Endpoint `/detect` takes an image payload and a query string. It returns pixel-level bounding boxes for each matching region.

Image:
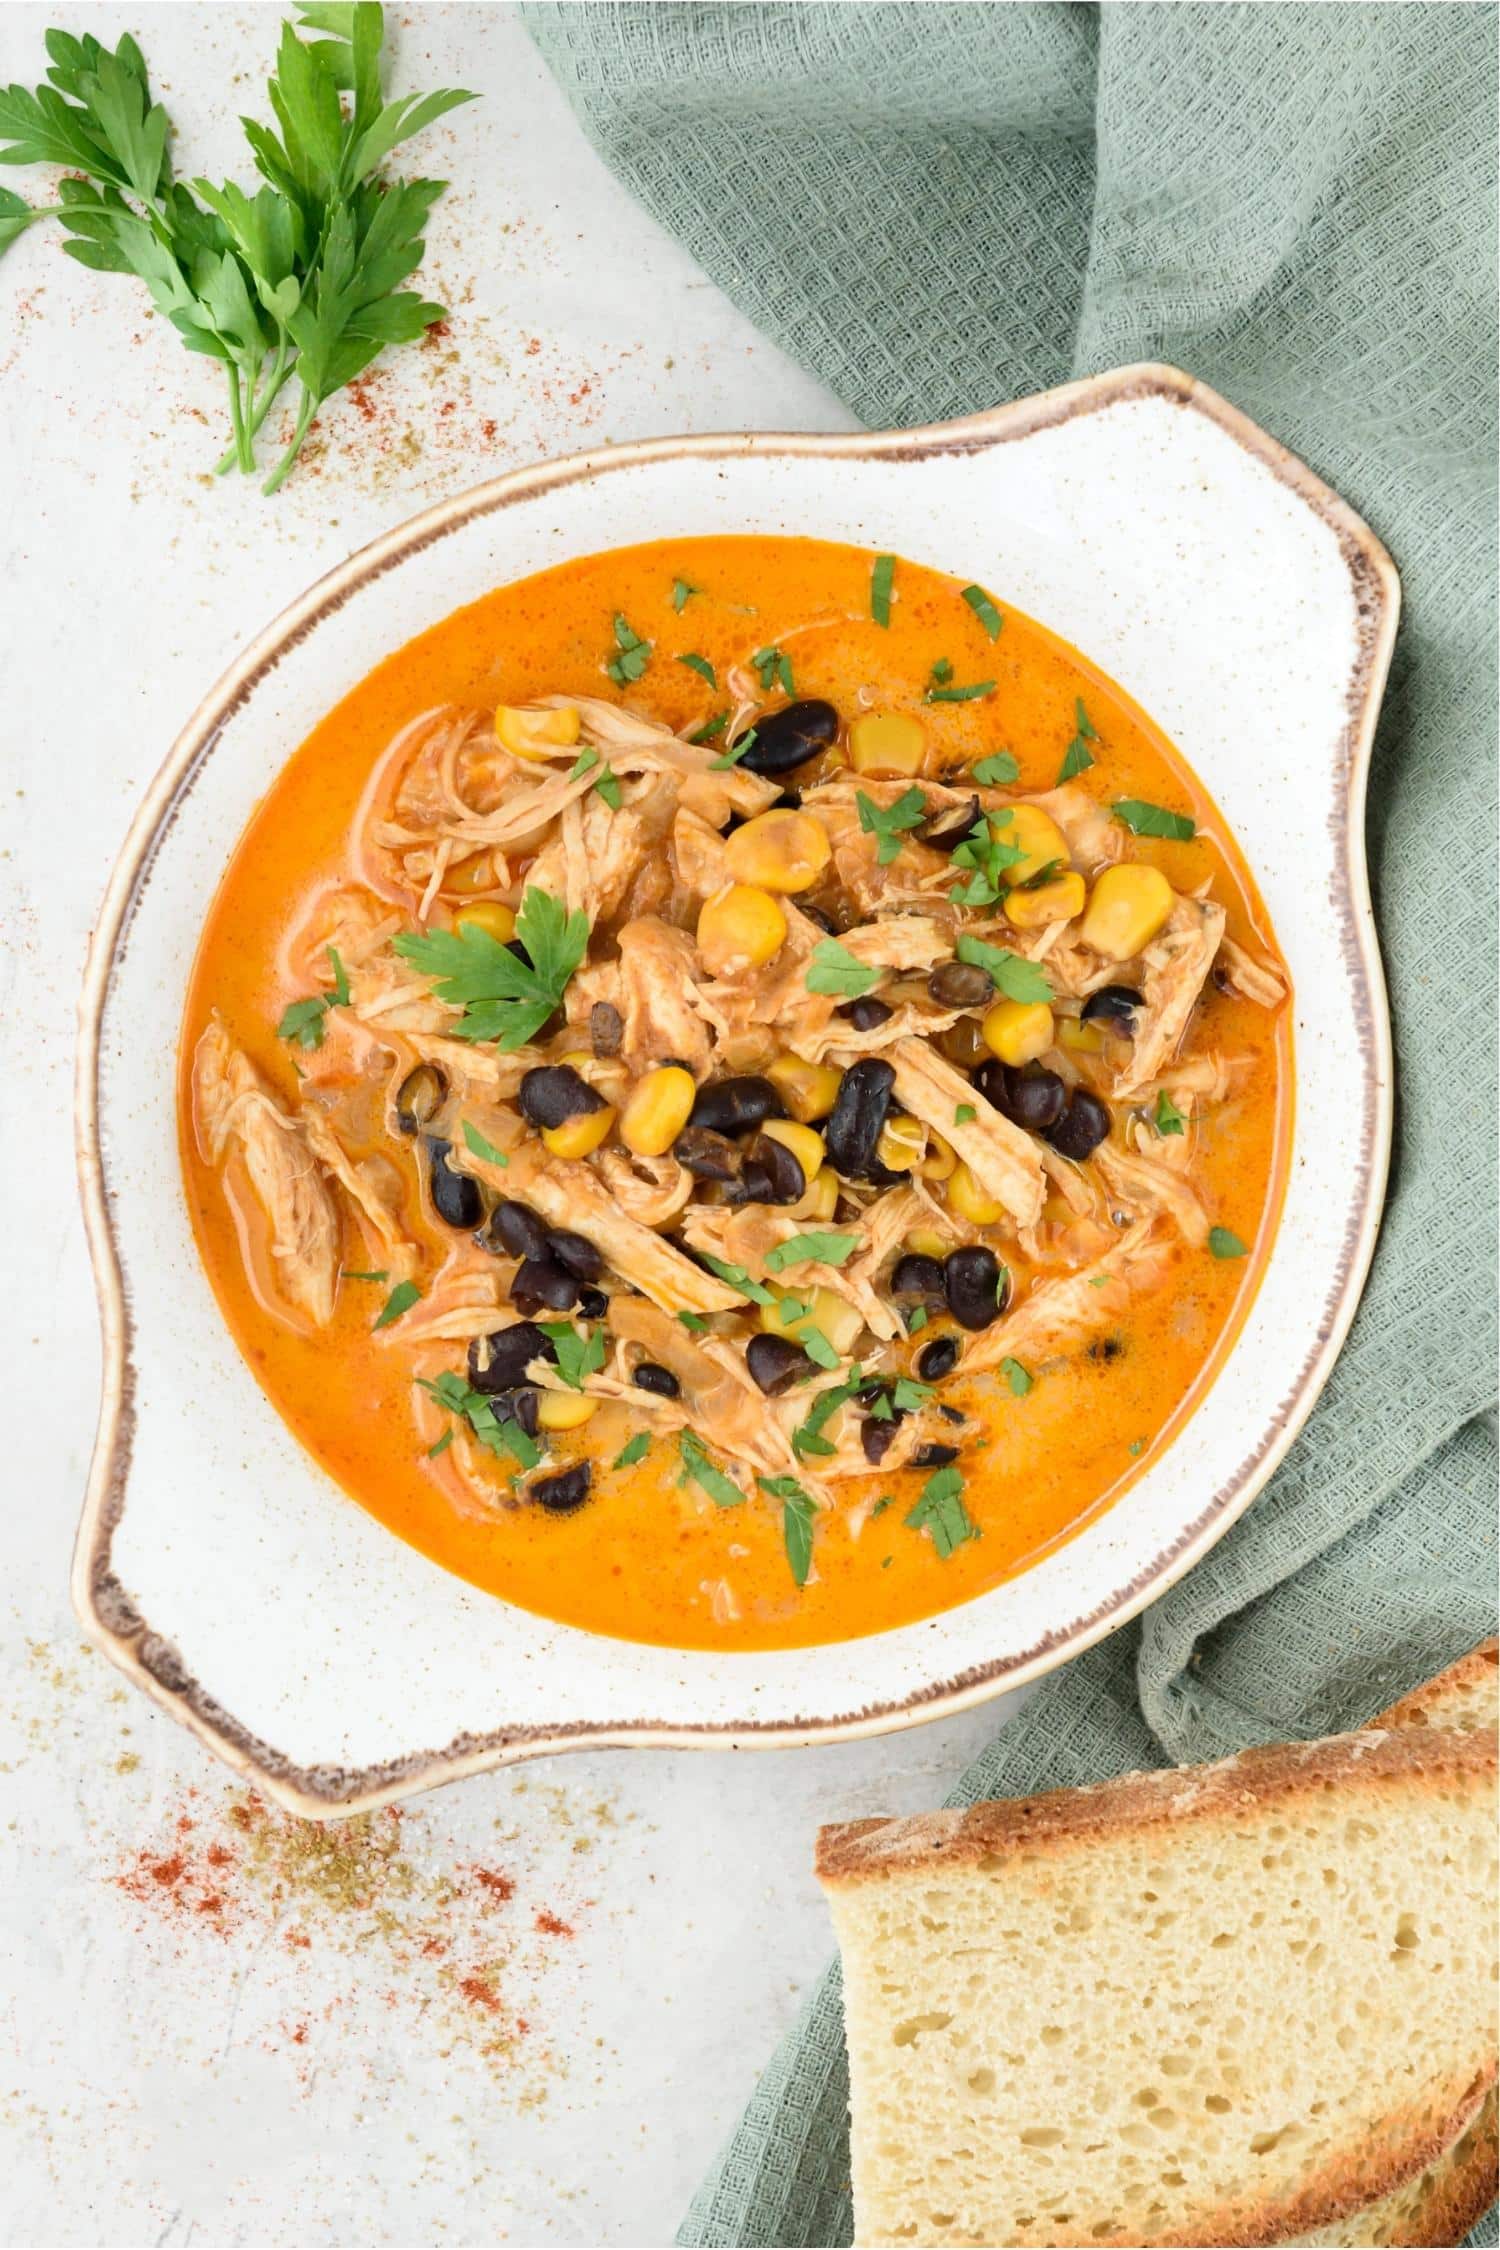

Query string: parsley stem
[225,362,254,476]
[261,385,319,497]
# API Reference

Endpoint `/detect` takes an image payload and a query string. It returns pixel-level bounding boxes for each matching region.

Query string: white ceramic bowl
[75,365,1397,1818]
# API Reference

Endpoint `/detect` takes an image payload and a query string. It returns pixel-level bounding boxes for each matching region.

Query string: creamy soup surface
[181,535,1292,1651]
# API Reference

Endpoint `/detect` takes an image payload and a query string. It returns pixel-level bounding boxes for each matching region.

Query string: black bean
[916,1333,960,1382]
[938,1016,990,1069]
[468,1322,555,1393]
[518,1064,604,1131]
[974,1060,1067,1133]
[688,1075,784,1136]
[632,1361,681,1399]
[747,1131,806,1206]
[736,699,839,777]
[1087,1335,1125,1363]
[673,1126,743,1182]
[577,1286,609,1321]
[483,1199,551,1261]
[912,1442,959,1469]
[589,1001,624,1057]
[920,797,983,854]
[944,1245,1008,1332]
[746,1334,811,1396]
[510,1257,582,1314]
[927,960,993,1011]
[861,1417,898,1464]
[736,1158,776,1204]
[531,1462,592,1514]
[395,1062,445,1135]
[799,902,838,936]
[823,1057,896,1179]
[545,1228,603,1283]
[836,996,892,1032]
[891,1253,946,1297]
[488,1384,541,1437]
[425,1136,482,1229]
[1044,1087,1113,1162]
[1081,984,1145,1031]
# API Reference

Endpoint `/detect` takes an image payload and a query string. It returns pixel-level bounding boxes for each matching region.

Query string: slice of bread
[818,1646,1498,2248]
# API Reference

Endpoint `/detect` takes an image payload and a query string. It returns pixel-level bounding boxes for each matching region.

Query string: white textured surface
[1,9,1024,2245]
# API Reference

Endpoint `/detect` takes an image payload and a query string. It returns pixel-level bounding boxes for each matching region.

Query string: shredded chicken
[1114,896,1227,1097]
[679,1204,902,1342]
[671,806,732,898]
[616,917,713,1075]
[300,1108,419,1280]
[961,1221,1177,1375]
[469,1148,743,1317]
[1217,934,1289,1009]
[594,1149,694,1230]
[192,1019,341,1326]
[528,789,646,923]
[882,1038,1046,1226]
[1095,1140,1210,1246]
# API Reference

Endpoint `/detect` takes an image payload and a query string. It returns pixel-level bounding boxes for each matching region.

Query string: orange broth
[179,535,1291,1650]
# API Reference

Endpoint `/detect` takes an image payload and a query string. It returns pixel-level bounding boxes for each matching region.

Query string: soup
[180,535,1291,1652]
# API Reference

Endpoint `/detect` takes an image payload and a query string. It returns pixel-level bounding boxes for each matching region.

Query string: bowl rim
[73,362,1399,1819]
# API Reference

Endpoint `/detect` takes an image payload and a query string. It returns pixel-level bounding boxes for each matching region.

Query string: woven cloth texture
[522,5,1499,2242]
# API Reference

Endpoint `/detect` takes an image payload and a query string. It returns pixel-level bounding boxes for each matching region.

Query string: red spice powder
[535,1910,574,1939]
[472,1866,515,1902]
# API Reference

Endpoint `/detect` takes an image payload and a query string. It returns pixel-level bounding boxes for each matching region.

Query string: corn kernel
[848,712,926,777]
[759,1286,863,1357]
[1079,863,1174,960]
[760,1118,826,1182]
[905,1228,951,1259]
[495,703,581,760]
[1004,869,1086,929]
[722,810,832,894]
[696,884,787,976]
[982,998,1055,1066]
[947,1161,1007,1225]
[875,1113,926,1173]
[996,803,1071,887]
[1058,1015,1105,1055]
[536,1390,599,1432]
[542,1106,616,1160]
[619,1065,697,1158]
[447,853,495,895]
[765,1054,843,1122]
[918,1128,957,1182]
[793,1166,840,1222]
[453,899,516,941]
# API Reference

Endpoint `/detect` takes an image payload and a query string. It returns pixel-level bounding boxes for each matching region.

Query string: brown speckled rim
[73,365,1399,1822]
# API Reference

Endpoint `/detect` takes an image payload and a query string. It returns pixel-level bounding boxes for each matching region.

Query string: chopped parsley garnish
[612,1432,652,1470]
[805,937,881,999]
[277,996,332,1051]
[954,1103,977,1126]
[948,811,1027,904]
[1128,1437,1145,1457]
[373,1279,421,1330]
[698,1254,777,1308]
[567,746,601,783]
[926,676,995,705]
[1209,1226,1249,1259]
[870,1493,895,1519]
[751,645,794,696]
[960,584,1004,641]
[677,652,717,688]
[1113,798,1196,841]
[870,552,896,628]
[710,727,755,770]
[929,658,954,687]
[1057,697,1099,784]
[341,1268,388,1283]
[417,1369,541,1469]
[792,1367,865,1459]
[461,1118,509,1166]
[538,1319,606,1390]
[606,613,651,684]
[395,886,589,1050]
[905,1464,979,1558]
[856,785,928,865]
[677,1311,710,1334]
[1154,1089,1186,1137]
[798,1324,840,1370]
[905,1304,929,1334]
[690,712,729,743]
[765,1230,861,1273]
[427,1429,454,1459]
[671,578,700,612]
[1000,1357,1032,1397]
[759,1474,819,1585]
[972,750,1020,784]
[955,933,1054,1003]
[678,1430,743,1506]
[891,1377,935,1413]
[327,946,350,1005]
[594,767,623,810]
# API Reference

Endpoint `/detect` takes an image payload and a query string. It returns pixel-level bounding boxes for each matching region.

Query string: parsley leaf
[676,1311,710,1334]
[612,1432,652,1470]
[689,712,729,744]
[677,652,717,688]
[1057,696,1099,784]
[341,1268,388,1282]
[1154,1088,1186,1137]
[791,1368,864,1460]
[277,995,330,1051]
[955,934,1054,1003]
[606,613,651,685]
[759,1474,819,1585]
[926,677,995,705]
[394,886,589,1050]
[906,1304,929,1333]
[929,658,954,687]
[1000,1356,1032,1397]
[805,937,881,999]
[567,746,600,783]
[870,552,895,628]
[1209,1226,1249,1259]
[954,1103,977,1127]
[798,1324,841,1370]
[671,577,699,612]
[972,750,1020,784]
[538,1320,606,1391]
[1113,798,1196,841]
[905,1464,980,1558]
[461,1118,509,1167]
[764,1231,861,1274]
[751,645,795,697]
[426,1428,453,1459]
[327,944,350,1005]
[594,767,623,810]
[416,1367,541,1469]
[891,1377,935,1413]
[960,584,1004,641]
[698,1254,777,1308]
[710,728,755,770]
[679,1430,743,1506]
[947,812,1028,904]
[856,785,928,865]
[374,1279,421,1330]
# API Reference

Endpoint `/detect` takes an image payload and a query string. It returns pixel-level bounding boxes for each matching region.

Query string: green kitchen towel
[523,6,1499,2242]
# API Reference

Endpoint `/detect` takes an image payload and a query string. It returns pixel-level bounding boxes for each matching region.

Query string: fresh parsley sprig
[0,11,475,493]
[394,886,589,1050]
[856,785,927,866]
[955,934,1054,1004]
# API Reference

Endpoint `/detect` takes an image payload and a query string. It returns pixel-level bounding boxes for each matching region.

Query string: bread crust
[1375,1638,1498,1733]
[1292,2085,1499,2246]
